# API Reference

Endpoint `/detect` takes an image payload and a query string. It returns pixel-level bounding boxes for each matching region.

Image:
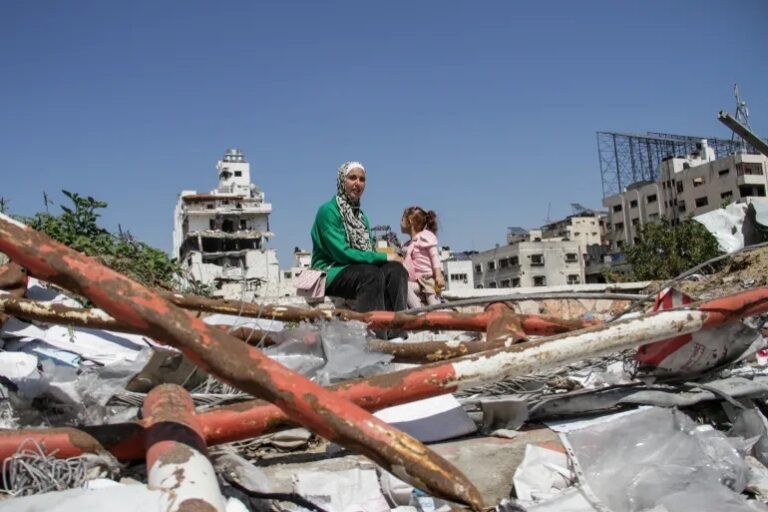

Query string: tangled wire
[1,439,91,497]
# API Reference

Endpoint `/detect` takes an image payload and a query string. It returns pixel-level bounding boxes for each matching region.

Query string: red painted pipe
[0,214,483,510]
[144,384,225,511]
[5,285,768,465]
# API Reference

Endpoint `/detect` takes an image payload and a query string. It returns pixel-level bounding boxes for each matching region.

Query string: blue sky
[1,1,767,265]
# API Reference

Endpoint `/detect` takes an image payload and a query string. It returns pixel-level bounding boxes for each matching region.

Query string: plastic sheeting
[564,407,759,512]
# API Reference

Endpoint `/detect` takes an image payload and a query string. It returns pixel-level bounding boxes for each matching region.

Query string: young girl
[401,206,445,307]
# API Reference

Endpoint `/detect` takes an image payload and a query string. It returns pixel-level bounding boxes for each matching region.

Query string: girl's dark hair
[404,206,438,235]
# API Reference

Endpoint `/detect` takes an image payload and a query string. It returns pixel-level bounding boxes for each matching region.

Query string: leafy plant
[18,190,184,290]
[626,219,722,280]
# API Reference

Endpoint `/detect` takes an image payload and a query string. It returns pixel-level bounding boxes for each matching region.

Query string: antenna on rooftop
[733,83,752,151]
[544,202,551,224]
[570,203,587,215]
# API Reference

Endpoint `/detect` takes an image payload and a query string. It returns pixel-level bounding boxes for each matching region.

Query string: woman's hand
[387,253,403,263]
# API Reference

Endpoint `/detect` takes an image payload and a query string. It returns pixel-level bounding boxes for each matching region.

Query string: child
[400,206,445,308]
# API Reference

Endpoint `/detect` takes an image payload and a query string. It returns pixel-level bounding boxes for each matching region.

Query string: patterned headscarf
[335,161,373,251]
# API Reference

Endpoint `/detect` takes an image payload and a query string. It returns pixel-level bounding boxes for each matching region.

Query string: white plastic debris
[203,313,284,332]
[513,444,572,504]
[694,202,748,253]
[0,481,167,512]
[374,394,476,442]
[563,407,756,512]
[0,351,45,398]
[316,319,392,384]
[293,468,390,512]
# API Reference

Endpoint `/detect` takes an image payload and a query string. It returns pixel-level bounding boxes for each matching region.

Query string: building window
[631,218,639,227]
[530,254,544,266]
[206,204,214,210]
[509,256,519,266]
[739,184,767,198]
[693,177,705,187]
[284,272,292,279]
[488,282,498,288]
[567,274,580,285]
[676,181,684,193]
[737,164,765,176]
[511,278,520,287]
[719,168,730,176]
[649,213,659,221]
[474,264,482,273]
[533,276,546,287]
[721,191,733,201]
[234,171,242,177]
[630,199,638,208]
[488,261,496,271]
[240,219,248,230]
[695,197,709,208]
[615,222,624,231]
[450,273,468,284]
[647,194,657,204]
[678,200,686,213]
[612,204,622,213]
[209,219,216,229]
[565,253,578,263]
[499,258,509,269]
[500,279,511,287]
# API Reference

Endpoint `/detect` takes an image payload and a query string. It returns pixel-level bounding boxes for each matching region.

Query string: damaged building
[172,148,285,299]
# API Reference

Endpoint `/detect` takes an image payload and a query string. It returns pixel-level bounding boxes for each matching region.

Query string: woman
[310,161,407,313]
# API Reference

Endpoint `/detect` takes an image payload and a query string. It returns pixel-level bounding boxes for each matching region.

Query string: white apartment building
[443,259,474,292]
[472,234,584,289]
[172,149,284,299]
[541,213,605,248]
[603,141,768,250]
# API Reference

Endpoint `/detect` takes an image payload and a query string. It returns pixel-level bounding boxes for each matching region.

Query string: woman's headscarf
[335,161,373,251]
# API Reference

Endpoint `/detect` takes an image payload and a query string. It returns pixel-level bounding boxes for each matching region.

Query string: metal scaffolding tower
[596,131,745,198]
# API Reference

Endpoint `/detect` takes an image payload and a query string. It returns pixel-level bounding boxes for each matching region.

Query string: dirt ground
[677,245,768,299]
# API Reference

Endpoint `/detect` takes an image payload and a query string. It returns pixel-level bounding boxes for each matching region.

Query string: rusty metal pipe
[0,294,512,362]
[3,287,768,464]
[199,286,768,444]
[162,289,593,334]
[0,294,279,345]
[0,214,484,510]
[144,384,226,512]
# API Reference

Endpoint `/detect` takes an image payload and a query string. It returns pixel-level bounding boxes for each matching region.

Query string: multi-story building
[172,149,284,299]
[603,141,768,250]
[472,231,584,289]
[541,212,605,248]
[443,251,475,292]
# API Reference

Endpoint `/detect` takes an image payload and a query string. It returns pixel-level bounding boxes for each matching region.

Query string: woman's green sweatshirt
[310,198,387,286]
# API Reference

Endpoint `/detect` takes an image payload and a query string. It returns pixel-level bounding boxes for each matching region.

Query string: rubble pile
[3,216,768,511]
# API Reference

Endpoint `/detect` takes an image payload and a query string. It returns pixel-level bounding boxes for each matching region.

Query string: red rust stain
[177,498,217,512]
[158,444,194,467]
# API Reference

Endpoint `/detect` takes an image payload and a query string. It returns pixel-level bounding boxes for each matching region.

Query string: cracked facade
[172,148,285,299]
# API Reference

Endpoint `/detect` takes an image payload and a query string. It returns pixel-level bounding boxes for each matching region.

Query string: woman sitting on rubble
[401,206,445,308]
[310,161,408,313]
